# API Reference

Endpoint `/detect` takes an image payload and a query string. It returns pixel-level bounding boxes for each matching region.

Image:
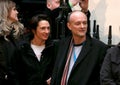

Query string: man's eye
[41,27,45,30]
[13,7,17,10]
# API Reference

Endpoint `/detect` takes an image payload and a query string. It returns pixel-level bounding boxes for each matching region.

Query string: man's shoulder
[90,37,108,48]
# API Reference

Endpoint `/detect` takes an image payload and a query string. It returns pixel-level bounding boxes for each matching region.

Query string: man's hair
[67,10,87,22]
[47,0,51,3]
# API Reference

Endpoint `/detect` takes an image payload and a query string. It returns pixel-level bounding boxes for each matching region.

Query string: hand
[79,0,89,12]
[69,0,80,7]
[46,77,51,85]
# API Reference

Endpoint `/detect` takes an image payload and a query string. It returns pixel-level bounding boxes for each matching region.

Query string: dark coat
[51,35,108,85]
[0,38,9,85]
[100,43,120,85]
[0,36,19,85]
[12,38,58,85]
[44,7,63,39]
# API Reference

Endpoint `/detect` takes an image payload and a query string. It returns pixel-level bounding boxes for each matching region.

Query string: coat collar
[58,36,92,72]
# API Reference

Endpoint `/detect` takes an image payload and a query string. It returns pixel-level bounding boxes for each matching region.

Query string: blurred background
[13,0,46,28]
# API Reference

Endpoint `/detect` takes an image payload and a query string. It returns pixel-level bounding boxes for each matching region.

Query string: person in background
[100,43,120,85]
[0,0,24,85]
[12,14,57,85]
[44,0,61,39]
[50,11,108,85]
[68,0,89,12]
[67,0,91,35]
[45,0,90,39]
[46,0,60,11]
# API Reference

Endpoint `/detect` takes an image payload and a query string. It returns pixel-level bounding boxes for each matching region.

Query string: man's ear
[47,2,51,9]
[67,22,71,30]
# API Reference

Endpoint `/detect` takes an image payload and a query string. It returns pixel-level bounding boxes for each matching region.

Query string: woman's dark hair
[28,14,51,40]
[29,14,51,30]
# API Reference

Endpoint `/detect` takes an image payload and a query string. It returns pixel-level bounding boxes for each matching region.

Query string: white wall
[89,0,120,44]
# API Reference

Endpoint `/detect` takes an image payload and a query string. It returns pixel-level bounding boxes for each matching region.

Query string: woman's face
[8,7,18,22]
[33,20,50,42]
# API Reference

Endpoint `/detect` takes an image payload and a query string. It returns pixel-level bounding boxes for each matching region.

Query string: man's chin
[78,33,86,37]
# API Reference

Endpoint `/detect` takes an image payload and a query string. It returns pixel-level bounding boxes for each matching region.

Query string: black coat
[0,36,19,85]
[100,43,120,85]
[11,38,58,85]
[44,7,63,39]
[0,38,9,85]
[51,35,108,85]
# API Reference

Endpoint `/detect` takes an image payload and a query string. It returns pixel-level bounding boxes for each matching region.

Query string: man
[46,0,60,11]
[44,0,61,39]
[51,11,108,85]
[45,0,90,39]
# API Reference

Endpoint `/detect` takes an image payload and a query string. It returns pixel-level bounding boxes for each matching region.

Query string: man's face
[67,11,88,38]
[48,0,60,10]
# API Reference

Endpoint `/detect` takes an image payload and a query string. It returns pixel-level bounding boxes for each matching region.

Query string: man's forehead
[53,0,60,2]
[71,11,86,17]
[69,11,87,21]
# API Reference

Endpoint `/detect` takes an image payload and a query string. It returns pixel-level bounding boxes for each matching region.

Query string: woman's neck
[31,38,45,46]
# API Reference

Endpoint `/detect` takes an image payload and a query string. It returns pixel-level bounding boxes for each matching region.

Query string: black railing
[55,0,69,39]
[92,20,114,47]
[108,25,112,46]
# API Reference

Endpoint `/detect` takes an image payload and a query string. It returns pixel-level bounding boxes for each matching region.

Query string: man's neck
[73,36,86,45]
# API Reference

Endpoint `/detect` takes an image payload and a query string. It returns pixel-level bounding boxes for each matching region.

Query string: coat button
[5,74,8,80]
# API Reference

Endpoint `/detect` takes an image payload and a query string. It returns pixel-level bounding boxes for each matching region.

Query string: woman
[100,43,120,85]
[0,0,24,85]
[13,14,58,85]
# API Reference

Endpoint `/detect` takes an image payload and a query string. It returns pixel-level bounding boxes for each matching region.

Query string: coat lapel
[71,37,92,72]
[57,37,72,73]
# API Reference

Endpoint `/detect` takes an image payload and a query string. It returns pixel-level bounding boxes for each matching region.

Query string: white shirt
[67,45,83,83]
[31,44,45,61]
